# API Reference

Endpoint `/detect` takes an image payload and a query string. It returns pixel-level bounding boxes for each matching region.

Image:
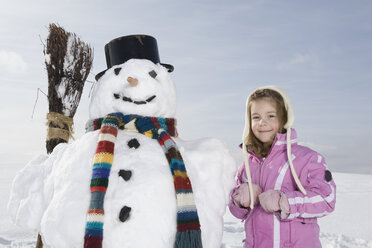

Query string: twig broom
[36,23,93,248]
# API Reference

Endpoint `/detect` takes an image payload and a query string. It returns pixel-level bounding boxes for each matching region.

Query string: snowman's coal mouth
[113,93,156,105]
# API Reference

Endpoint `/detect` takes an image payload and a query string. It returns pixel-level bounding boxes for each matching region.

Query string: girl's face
[250,98,281,145]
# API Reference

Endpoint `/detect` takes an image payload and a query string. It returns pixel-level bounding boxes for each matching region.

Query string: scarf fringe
[175,230,202,248]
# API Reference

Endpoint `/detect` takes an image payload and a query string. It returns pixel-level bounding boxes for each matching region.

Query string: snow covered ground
[1,163,371,247]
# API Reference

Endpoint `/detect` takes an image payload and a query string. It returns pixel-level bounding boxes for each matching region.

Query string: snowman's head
[89,59,177,119]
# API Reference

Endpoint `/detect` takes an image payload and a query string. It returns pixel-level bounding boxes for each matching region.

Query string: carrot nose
[127,77,138,87]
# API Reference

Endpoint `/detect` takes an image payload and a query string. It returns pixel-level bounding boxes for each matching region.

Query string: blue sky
[0,0,371,174]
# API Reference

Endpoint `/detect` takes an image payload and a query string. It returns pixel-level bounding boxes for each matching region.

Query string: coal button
[119,206,131,222]
[119,169,132,181]
[127,138,140,149]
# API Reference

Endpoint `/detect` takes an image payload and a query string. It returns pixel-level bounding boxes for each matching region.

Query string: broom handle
[36,234,43,248]
[36,120,70,248]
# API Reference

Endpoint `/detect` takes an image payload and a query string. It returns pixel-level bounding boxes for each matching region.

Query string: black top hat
[95,35,174,81]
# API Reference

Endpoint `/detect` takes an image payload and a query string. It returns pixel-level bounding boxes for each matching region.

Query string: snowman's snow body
[8,59,237,248]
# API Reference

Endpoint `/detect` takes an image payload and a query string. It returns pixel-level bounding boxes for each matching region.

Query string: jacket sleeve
[228,163,250,219]
[283,153,336,220]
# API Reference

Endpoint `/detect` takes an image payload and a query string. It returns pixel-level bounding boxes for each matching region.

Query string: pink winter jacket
[229,129,336,248]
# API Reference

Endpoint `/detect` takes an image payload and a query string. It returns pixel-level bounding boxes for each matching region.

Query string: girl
[229,86,336,248]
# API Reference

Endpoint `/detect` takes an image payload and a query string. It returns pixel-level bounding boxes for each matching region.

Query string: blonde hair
[245,88,288,157]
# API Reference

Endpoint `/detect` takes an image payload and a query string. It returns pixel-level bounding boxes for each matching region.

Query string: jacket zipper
[247,136,279,248]
[252,159,263,248]
[256,159,263,196]
[289,220,292,245]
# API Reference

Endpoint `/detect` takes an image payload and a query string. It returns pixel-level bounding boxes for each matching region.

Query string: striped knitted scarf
[84,113,202,248]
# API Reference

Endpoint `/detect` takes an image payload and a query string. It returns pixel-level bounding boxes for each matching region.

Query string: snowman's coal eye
[149,70,157,78]
[114,67,122,75]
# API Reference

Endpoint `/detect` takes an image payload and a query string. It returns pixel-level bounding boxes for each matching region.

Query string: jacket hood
[241,86,306,209]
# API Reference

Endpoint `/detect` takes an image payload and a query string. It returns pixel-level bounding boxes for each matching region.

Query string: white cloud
[276,52,317,70]
[0,50,28,74]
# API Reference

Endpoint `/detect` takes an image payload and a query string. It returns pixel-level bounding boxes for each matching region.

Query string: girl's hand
[232,189,242,207]
[259,190,290,219]
[258,190,281,213]
[232,183,262,208]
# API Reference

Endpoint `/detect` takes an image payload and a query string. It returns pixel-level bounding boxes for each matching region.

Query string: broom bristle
[44,23,93,153]
[44,23,93,117]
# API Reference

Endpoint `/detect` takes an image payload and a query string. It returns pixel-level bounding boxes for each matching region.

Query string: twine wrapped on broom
[36,23,93,248]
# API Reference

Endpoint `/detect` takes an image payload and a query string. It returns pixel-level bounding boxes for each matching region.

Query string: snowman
[8,35,236,248]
